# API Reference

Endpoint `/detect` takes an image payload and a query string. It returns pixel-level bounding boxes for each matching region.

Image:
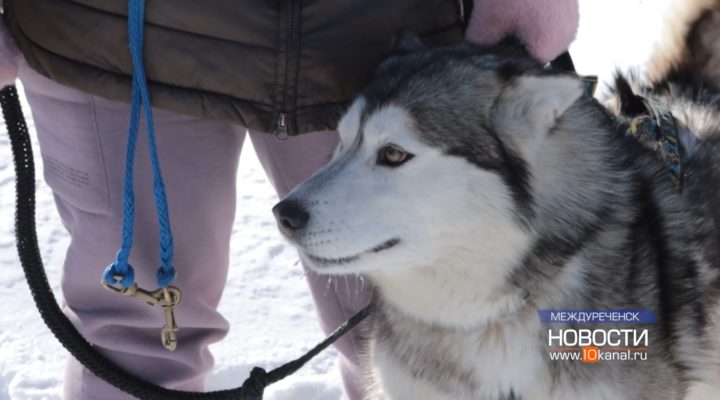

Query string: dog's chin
[297,238,401,275]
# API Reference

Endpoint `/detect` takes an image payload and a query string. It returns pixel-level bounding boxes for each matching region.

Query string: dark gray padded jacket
[5,0,466,136]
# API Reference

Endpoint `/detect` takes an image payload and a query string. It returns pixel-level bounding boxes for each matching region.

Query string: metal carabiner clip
[160,287,181,351]
[103,275,182,351]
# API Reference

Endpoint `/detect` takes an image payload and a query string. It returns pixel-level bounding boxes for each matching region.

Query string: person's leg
[248,130,371,400]
[19,60,245,399]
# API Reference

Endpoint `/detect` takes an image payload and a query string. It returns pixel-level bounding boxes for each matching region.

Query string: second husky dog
[273,1,720,398]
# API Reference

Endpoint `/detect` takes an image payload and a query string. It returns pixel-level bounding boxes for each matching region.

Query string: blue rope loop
[102,262,136,288]
[103,0,176,289]
[156,267,177,288]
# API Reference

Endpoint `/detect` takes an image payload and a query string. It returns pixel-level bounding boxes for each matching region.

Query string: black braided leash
[1,83,372,399]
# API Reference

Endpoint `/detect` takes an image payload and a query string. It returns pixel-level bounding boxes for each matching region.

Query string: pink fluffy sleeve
[465,0,579,62]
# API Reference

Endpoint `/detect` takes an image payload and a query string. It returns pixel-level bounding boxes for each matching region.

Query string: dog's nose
[272,199,310,235]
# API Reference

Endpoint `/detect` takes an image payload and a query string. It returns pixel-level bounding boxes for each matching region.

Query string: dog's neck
[368,256,532,329]
[367,239,592,331]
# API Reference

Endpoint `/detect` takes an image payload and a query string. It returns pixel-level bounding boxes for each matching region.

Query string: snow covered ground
[0,0,672,399]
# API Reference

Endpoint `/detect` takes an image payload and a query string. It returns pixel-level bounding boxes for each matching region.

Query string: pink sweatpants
[18,60,369,399]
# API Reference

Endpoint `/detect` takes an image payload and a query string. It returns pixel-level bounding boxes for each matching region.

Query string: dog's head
[273,36,588,279]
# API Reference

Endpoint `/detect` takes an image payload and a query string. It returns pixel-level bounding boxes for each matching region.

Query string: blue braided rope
[102,85,141,288]
[103,0,175,288]
[129,0,176,286]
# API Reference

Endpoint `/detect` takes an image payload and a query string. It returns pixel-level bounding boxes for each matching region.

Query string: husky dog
[273,1,720,399]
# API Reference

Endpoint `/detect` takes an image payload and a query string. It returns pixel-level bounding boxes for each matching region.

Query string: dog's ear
[614,74,648,117]
[391,30,426,55]
[496,74,584,135]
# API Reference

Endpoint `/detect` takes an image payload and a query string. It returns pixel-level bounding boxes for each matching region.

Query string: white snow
[0,1,674,398]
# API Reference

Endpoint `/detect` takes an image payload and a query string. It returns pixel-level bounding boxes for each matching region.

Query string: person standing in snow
[0,0,578,398]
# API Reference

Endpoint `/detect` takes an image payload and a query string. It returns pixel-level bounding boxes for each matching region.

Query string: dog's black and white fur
[273,1,720,398]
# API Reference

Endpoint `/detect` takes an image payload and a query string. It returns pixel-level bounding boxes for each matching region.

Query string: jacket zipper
[275,112,289,141]
[275,0,295,141]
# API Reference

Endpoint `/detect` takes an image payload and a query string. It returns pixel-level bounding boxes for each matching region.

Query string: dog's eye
[377,145,413,167]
